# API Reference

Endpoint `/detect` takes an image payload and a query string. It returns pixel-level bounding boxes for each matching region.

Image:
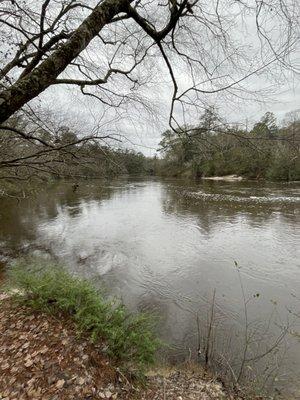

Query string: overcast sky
[39,70,299,156]
[17,0,300,157]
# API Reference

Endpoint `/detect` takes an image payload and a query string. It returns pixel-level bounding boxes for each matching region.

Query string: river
[0,177,299,398]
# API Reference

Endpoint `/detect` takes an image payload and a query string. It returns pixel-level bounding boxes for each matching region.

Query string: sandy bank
[202,175,243,181]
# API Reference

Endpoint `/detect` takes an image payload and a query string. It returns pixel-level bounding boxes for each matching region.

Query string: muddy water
[0,178,299,397]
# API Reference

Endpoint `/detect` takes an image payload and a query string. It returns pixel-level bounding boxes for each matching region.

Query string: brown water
[0,178,299,397]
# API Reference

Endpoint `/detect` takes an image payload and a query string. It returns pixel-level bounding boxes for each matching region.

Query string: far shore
[201,175,244,181]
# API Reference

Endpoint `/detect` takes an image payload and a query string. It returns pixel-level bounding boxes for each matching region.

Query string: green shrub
[8,259,160,372]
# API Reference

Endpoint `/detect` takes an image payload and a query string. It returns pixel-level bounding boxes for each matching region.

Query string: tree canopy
[0,0,299,126]
[157,109,300,181]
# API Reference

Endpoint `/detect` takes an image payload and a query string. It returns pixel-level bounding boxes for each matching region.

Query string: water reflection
[0,177,299,396]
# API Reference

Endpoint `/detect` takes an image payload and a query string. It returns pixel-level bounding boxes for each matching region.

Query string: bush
[8,259,160,372]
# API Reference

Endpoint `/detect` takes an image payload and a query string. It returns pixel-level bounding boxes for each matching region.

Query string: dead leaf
[56,379,65,389]
[24,359,33,368]
[1,362,9,370]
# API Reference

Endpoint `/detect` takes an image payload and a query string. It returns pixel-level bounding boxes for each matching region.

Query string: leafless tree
[0,0,298,180]
[0,0,299,123]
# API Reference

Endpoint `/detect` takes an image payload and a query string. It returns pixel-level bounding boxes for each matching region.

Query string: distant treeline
[1,109,299,191]
[0,113,153,187]
[156,109,300,181]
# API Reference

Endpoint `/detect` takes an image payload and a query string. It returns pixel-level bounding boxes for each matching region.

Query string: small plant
[8,259,160,373]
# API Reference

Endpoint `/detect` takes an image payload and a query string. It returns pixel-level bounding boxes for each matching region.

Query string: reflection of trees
[0,196,36,250]
[0,179,127,252]
[160,181,296,236]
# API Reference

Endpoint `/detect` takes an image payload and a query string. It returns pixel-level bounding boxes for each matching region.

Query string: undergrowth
[8,259,160,374]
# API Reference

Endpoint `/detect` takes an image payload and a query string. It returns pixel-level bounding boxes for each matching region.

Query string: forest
[157,109,300,181]
[0,0,299,190]
[0,110,152,195]
[1,108,299,196]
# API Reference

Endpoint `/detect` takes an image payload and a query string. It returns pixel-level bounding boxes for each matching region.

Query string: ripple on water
[181,190,300,205]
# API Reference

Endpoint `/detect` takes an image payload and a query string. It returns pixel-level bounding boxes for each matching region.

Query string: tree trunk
[0,0,130,124]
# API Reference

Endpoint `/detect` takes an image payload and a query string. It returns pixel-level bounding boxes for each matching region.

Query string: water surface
[0,178,299,397]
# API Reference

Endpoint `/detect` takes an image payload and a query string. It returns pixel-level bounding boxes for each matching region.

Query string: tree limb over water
[0,0,299,126]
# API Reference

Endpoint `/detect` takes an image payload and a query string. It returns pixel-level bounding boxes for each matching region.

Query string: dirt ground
[0,296,236,400]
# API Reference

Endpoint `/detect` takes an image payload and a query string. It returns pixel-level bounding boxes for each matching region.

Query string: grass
[7,259,160,374]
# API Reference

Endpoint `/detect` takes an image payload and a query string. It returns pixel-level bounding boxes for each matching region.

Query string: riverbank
[201,175,243,181]
[0,295,237,400]
[0,261,252,400]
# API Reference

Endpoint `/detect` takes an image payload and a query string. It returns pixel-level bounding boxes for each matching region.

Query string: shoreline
[0,248,296,399]
[0,296,241,400]
[201,175,243,181]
